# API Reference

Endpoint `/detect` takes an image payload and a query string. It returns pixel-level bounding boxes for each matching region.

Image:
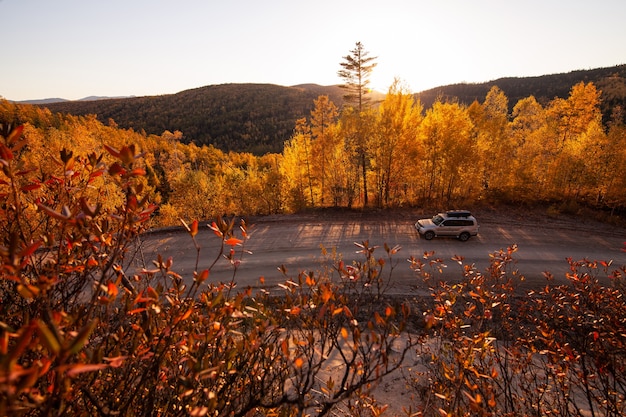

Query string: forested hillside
[4,76,626,225]
[42,84,346,154]
[417,64,626,124]
[37,65,626,155]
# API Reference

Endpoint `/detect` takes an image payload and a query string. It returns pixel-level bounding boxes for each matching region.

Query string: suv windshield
[432,214,444,225]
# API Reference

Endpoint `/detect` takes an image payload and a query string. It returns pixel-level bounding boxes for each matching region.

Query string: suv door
[438,219,462,236]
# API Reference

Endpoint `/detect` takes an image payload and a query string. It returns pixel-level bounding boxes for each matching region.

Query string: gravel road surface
[134,208,626,295]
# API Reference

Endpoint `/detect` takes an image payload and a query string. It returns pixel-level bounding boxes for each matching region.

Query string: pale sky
[1,0,625,101]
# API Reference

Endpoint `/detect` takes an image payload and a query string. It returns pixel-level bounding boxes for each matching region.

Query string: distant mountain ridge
[416,64,626,120]
[19,96,134,105]
[37,65,626,154]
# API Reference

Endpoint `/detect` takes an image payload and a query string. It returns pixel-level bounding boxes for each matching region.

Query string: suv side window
[442,219,474,227]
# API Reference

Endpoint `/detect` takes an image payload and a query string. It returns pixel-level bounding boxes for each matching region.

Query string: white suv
[415,210,479,241]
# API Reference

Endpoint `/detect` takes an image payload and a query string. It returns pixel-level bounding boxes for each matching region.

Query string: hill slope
[416,64,626,122]
[43,84,345,154]
[39,65,626,154]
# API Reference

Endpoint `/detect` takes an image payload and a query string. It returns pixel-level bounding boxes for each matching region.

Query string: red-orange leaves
[66,363,108,377]
[37,203,71,221]
[119,145,138,166]
[294,357,304,369]
[99,280,119,304]
[104,356,127,368]
[224,237,242,246]
[104,144,140,167]
[67,319,98,355]
[17,283,40,299]
[181,219,199,237]
[129,168,146,177]
[103,144,120,158]
[20,182,41,192]
[288,306,301,316]
[0,142,14,162]
[107,281,119,297]
[6,124,24,146]
[190,220,199,237]
[108,162,125,176]
[305,274,315,287]
[208,221,223,238]
[20,240,42,258]
[195,269,209,283]
[177,308,193,323]
[35,320,61,355]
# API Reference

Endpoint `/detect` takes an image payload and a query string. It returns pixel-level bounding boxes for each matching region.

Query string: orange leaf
[68,319,98,355]
[281,339,289,357]
[104,356,127,368]
[89,169,104,178]
[294,357,304,368]
[180,309,193,321]
[146,286,159,300]
[107,281,119,297]
[190,220,199,237]
[37,203,69,220]
[7,125,24,145]
[0,331,8,355]
[194,269,209,283]
[129,168,146,176]
[374,312,385,325]
[103,144,120,158]
[7,322,36,364]
[119,146,135,165]
[0,143,14,161]
[321,284,333,303]
[20,240,42,258]
[21,182,41,192]
[209,221,223,237]
[66,363,108,377]
[224,237,242,246]
[305,275,315,286]
[17,284,40,299]
[108,162,125,176]
[35,320,61,355]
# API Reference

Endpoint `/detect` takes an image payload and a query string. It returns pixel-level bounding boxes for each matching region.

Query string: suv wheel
[458,232,470,242]
[424,231,435,240]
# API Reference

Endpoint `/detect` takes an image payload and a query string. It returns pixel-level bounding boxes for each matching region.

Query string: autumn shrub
[407,245,626,417]
[0,125,417,417]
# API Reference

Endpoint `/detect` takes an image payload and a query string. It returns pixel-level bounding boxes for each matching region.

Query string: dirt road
[135,209,626,295]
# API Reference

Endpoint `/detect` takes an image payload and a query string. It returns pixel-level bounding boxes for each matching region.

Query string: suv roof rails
[446,210,472,218]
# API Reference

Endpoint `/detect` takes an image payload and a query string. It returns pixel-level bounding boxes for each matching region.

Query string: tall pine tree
[338,41,377,206]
